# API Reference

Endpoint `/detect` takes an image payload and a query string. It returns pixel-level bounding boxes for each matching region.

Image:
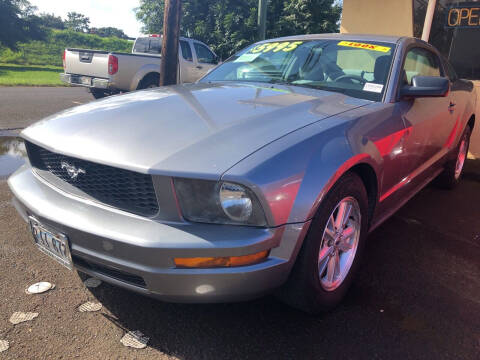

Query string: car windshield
[201,39,396,101]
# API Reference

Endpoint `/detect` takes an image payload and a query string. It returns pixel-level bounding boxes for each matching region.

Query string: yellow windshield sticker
[338,41,391,53]
[250,41,304,54]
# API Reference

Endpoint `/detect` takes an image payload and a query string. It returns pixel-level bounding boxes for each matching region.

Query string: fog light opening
[174,250,269,268]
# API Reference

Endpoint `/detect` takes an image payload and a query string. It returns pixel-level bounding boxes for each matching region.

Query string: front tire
[278,172,369,314]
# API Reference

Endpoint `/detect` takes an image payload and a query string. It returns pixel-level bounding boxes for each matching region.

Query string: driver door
[398,47,454,183]
[192,41,218,80]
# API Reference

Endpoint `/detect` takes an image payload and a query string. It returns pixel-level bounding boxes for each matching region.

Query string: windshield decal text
[338,41,391,53]
[249,41,304,54]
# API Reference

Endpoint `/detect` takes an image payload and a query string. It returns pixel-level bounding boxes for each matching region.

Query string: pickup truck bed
[61,36,219,99]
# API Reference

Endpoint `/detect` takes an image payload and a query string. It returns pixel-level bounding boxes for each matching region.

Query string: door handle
[196,66,203,69]
[448,102,456,113]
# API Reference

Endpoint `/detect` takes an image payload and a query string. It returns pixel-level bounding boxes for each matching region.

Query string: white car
[60,35,219,98]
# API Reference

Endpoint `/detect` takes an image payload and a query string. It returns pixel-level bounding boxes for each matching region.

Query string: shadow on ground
[85,159,480,359]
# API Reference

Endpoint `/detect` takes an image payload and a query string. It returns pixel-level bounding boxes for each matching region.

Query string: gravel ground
[0,87,479,359]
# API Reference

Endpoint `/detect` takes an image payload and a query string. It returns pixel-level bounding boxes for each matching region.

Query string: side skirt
[368,167,444,233]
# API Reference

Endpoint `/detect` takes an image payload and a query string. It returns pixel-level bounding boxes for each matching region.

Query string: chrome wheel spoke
[324,227,336,243]
[326,252,337,282]
[334,251,340,278]
[335,201,352,230]
[342,225,355,239]
[318,246,334,276]
[337,239,353,252]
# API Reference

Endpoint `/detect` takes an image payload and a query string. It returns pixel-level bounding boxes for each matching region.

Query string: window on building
[414,0,480,79]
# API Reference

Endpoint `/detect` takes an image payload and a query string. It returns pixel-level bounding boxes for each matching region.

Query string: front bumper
[60,73,110,89]
[8,165,310,303]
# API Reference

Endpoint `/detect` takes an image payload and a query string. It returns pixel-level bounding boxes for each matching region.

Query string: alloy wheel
[454,136,469,180]
[318,196,361,291]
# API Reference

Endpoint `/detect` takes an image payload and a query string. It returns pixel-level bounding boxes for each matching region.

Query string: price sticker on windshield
[338,41,391,53]
[250,41,304,54]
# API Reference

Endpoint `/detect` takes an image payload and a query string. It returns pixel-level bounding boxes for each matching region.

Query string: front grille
[73,255,147,288]
[25,141,159,217]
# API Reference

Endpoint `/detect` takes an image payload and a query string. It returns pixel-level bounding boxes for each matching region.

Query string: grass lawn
[0,63,65,86]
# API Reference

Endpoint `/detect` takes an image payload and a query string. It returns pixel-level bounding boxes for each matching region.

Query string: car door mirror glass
[400,76,449,98]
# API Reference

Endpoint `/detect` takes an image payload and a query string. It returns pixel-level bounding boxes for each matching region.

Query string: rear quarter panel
[110,54,161,91]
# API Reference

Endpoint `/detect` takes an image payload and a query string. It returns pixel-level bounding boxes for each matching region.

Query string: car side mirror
[400,76,449,98]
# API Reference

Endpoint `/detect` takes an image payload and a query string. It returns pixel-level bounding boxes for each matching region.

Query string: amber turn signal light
[174,250,269,268]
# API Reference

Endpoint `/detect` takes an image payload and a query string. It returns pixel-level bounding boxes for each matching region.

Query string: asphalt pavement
[0,87,92,130]
[0,87,479,359]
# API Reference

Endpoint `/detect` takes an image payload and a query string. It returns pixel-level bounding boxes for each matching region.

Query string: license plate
[71,76,91,86]
[80,76,92,86]
[29,216,73,270]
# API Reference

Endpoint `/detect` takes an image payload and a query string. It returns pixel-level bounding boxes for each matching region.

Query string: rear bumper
[8,165,310,303]
[60,73,110,90]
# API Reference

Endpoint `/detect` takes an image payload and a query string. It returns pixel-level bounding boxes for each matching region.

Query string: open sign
[446,5,480,28]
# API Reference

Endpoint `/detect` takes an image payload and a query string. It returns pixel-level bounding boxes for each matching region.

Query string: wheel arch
[348,163,379,226]
[136,72,160,90]
[130,63,161,91]
[305,154,380,225]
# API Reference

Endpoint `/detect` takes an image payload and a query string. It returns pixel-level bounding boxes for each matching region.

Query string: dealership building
[341,0,480,80]
[341,0,480,156]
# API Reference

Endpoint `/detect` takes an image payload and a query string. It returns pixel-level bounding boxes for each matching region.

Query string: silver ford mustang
[8,34,476,313]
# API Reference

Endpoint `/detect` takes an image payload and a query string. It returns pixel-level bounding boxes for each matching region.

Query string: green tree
[90,27,129,39]
[271,0,341,36]
[135,0,341,59]
[38,12,65,30]
[0,0,46,49]
[65,11,90,32]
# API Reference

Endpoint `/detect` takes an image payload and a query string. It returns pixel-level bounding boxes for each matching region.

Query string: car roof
[263,33,404,45]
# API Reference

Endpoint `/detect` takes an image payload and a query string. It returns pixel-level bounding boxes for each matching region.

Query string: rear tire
[436,125,471,189]
[277,172,369,314]
[137,73,160,90]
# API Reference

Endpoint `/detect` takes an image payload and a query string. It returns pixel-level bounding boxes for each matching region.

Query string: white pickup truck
[60,35,219,99]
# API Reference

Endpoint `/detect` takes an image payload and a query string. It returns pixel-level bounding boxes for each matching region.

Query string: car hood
[22,82,369,178]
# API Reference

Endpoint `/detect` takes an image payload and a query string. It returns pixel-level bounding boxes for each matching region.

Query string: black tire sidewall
[138,74,159,90]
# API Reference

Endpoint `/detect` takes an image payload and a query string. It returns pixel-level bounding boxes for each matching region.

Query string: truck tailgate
[64,49,110,79]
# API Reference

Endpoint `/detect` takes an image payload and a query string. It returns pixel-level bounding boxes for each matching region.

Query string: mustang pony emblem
[61,161,86,180]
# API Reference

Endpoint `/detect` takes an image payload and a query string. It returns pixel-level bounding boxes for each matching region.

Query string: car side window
[193,43,216,64]
[180,40,193,61]
[402,47,441,85]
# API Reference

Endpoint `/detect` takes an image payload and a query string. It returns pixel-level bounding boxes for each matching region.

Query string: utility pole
[257,0,267,40]
[160,0,182,86]
[421,0,437,42]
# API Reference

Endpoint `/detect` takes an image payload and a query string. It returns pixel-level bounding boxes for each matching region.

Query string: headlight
[173,178,267,226]
[219,182,252,222]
